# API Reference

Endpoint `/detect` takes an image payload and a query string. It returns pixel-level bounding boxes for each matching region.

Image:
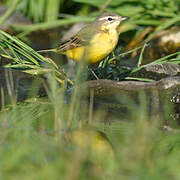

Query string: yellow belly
[63,31,119,64]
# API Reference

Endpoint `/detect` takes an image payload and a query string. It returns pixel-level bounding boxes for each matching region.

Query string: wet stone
[79,77,180,125]
[131,63,180,81]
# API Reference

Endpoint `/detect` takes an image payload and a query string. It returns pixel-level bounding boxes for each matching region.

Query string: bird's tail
[37,48,57,53]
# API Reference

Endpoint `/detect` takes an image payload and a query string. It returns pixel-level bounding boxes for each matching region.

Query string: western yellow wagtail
[38,13,128,64]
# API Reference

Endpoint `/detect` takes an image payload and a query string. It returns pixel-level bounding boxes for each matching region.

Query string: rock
[79,76,180,124]
[131,63,180,80]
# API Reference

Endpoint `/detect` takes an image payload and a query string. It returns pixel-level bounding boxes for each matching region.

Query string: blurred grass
[45,0,62,22]
[13,16,93,37]
[0,86,179,179]
[4,0,62,22]
[0,0,21,26]
[2,0,180,42]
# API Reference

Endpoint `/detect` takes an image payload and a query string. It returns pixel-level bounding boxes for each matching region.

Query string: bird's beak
[121,17,129,21]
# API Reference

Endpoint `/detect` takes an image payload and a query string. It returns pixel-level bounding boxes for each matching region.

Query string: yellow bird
[38,13,128,64]
[65,127,114,160]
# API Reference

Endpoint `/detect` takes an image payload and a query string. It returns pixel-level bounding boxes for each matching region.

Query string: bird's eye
[108,17,113,21]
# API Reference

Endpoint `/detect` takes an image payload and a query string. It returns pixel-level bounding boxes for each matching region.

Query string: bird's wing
[56,24,99,52]
[56,35,83,52]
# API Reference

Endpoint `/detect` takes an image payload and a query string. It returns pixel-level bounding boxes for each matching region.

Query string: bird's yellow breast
[63,29,119,64]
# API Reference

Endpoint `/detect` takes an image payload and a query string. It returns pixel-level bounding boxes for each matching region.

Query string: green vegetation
[0,0,180,179]
[0,91,180,179]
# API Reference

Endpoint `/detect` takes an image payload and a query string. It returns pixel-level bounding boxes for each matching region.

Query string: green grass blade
[0,0,21,26]
[137,43,147,67]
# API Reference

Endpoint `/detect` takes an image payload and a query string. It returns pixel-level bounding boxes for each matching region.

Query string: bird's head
[95,12,128,32]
